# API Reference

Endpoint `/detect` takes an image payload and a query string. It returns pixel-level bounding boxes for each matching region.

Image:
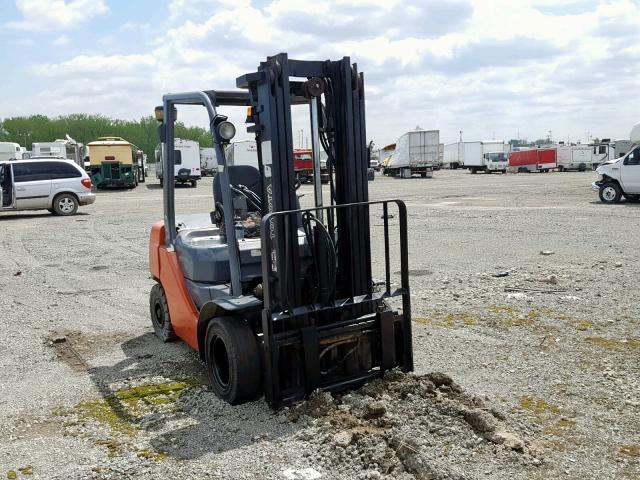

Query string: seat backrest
[214,165,262,206]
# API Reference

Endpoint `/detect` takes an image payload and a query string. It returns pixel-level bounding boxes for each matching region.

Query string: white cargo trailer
[444,140,508,173]
[0,142,23,162]
[385,129,438,178]
[200,147,217,176]
[556,145,592,171]
[155,138,201,187]
[226,140,259,167]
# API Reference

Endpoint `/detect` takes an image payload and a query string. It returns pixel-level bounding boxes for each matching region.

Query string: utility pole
[459,130,463,142]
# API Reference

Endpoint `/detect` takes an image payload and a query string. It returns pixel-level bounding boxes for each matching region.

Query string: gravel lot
[0,169,638,479]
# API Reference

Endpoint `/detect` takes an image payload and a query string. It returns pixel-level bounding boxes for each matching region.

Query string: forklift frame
[154,54,413,409]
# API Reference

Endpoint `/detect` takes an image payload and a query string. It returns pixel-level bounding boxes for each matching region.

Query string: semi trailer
[384,129,438,178]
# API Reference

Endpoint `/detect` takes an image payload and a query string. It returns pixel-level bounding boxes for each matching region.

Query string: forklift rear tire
[149,283,177,342]
[205,316,261,404]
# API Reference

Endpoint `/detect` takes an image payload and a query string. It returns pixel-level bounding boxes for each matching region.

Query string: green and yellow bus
[87,136,145,188]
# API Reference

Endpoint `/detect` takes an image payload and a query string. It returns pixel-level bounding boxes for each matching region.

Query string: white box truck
[593,122,640,203]
[155,138,201,187]
[200,147,217,176]
[444,140,508,173]
[384,129,438,178]
[556,144,592,172]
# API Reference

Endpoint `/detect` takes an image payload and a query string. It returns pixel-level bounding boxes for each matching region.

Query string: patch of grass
[488,305,516,316]
[114,380,201,411]
[518,395,561,415]
[575,320,593,331]
[68,379,202,436]
[74,398,136,435]
[620,444,640,457]
[414,313,478,328]
[6,471,16,479]
[17,466,32,475]
[96,439,121,458]
[585,336,639,351]
[543,418,576,436]
[137,448,169,461]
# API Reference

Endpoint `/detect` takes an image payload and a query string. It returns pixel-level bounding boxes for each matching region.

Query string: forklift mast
[237,53,372,312]
[237,54,413,407]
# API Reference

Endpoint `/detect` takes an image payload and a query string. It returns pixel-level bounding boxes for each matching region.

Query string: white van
[0,159,96,215]
[593,146,640,203]
[593,122,640,203]
[0,142,23,162]
[155,138,201,187]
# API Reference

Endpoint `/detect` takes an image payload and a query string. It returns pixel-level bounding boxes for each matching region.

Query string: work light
[217,121,236,141]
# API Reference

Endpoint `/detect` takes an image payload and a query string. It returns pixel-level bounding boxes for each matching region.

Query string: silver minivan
[0,159,96,216]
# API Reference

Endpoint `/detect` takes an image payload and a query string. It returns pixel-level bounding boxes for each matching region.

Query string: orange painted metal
[149,221,199,351]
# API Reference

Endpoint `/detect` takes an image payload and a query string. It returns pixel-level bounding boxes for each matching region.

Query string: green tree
[0,114,213,161]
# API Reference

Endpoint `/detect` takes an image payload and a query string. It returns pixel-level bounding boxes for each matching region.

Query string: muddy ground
[0,169,638,479]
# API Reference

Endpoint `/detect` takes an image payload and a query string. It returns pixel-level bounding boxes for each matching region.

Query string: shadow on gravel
[0,212,89,221]
[84,332,298,460]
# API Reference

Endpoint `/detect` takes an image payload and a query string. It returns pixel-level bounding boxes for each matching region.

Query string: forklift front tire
[150,283,177,342]
[205,316,262,405]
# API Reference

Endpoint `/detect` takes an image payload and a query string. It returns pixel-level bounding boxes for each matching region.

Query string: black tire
[204,316,261,404]
[149,283,177,342]
[578,163,587,172]
[558,165,564,172]
[599,183,622,204]
[191,180,197,188]
[159,178,163,187]
[52,193,79,216]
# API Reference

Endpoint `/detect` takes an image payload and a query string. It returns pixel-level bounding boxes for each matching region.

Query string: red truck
[509,148,556,172]
[294,149,313,183]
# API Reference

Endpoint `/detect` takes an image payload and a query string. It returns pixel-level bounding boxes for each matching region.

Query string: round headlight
[217,121,236,141]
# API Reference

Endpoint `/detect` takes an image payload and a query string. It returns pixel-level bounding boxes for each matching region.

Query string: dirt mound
[289,370,542,480]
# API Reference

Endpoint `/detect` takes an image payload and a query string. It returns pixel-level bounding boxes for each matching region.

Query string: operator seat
[213,165,262,210]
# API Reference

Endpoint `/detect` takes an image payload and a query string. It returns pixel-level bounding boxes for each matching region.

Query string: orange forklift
[149,53,413,408]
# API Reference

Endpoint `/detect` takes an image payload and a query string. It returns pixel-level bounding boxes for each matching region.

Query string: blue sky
[0,0,638,146]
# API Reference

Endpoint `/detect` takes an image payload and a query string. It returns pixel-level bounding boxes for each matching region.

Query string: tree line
[0,114,213,162]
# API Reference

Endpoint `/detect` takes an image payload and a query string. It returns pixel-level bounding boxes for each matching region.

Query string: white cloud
[52,35,70,46]
[8,0,640,145]
[7,0,109,31]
